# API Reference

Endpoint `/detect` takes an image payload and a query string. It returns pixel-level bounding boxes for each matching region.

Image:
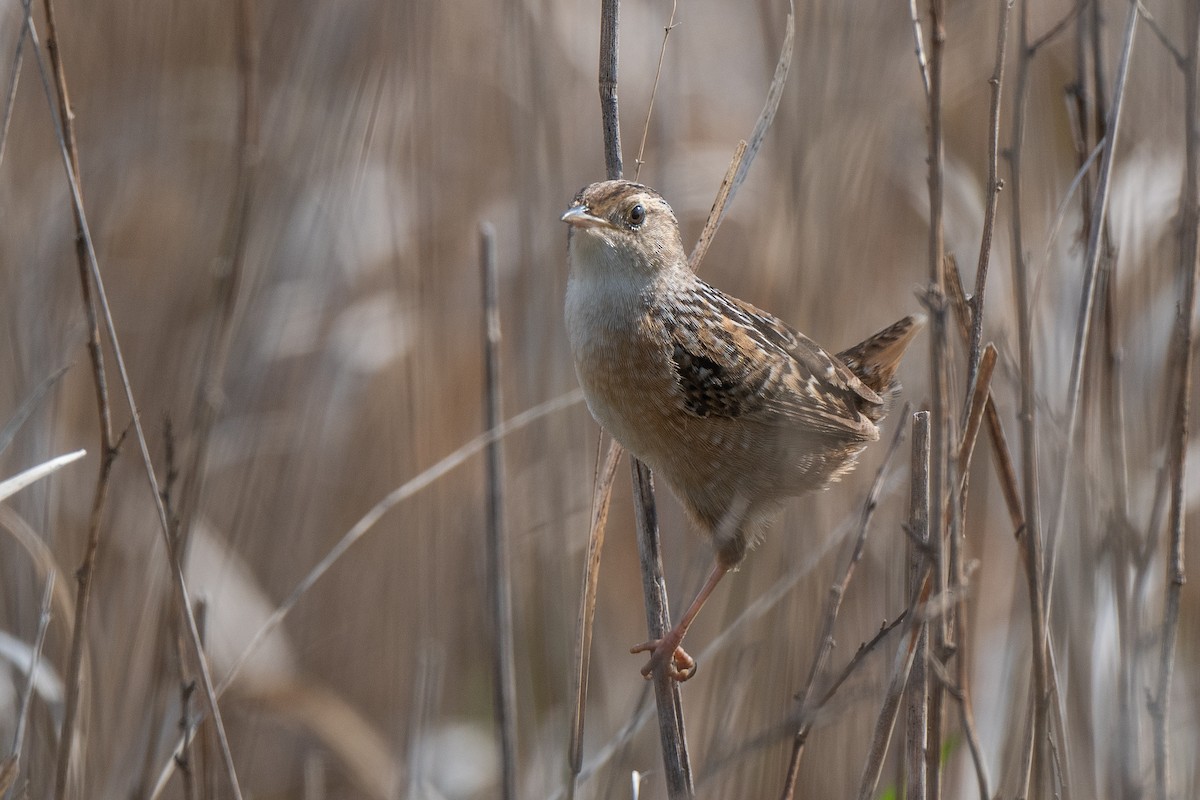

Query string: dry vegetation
[0,0,1198,798]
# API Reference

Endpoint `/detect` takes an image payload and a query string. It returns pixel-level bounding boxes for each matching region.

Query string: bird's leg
[631,560,729,682]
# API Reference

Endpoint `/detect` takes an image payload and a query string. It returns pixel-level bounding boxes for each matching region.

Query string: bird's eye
[628,203,646,226]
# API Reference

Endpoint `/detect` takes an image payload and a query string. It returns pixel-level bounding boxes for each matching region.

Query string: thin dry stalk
[33,0,120,793]
[856,412,932,800]
[907,0,931,100]
[0,570,55,799]
[480,223,518,800]
[689,140,746,271]
[906,410,930,800]
[1007,1,1050,791]
[778,406,911,800]
[566,438,624,797]
[1045,0,1139,616]
[965,0,1011,395]
[1151,6,1200,797]
[0,0,33,170]
[171,0,259,558]
[724,0,793,216]
[631,459,694,799]
[922,3,948,796]
[599,0,622,179]
[633,0,678,181]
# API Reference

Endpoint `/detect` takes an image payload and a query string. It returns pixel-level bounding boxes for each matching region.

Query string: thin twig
[1045,0,1138,623]
[689,140,746,271]
[907,0,931,100]
[1028,0,1086,54]
[633,0,678,182]
[34,0,121,793]
[566,438,624,798]
[480,223,518,800]
[172,0,259,559]
[1,570,55,800]
[1135,1,1184,66]
[1008,1,1049,791]
[1151,6,1199,798]
[965,0,1011,399]
[0,0,33,170]
[724,0,793,218]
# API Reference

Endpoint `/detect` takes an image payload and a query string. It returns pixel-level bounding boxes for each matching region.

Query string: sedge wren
[562,180,922,681]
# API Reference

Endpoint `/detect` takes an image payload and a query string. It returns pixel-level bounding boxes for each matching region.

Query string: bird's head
[561,180,686,280]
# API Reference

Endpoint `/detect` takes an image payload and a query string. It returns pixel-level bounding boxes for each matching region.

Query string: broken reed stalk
[905,414,930,800]
[855,411,931,800]
[1152,6,1200,798]
[480,223,519,800]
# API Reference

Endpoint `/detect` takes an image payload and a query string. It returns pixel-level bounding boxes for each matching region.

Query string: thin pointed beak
[561,205,613,229]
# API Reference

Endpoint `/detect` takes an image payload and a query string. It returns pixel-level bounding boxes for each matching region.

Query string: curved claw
[630,638,697,682]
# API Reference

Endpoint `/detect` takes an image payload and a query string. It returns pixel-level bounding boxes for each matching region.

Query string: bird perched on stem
[562,179,923,681]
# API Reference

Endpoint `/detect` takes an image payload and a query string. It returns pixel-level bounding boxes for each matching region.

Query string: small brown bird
[562,180,922,681]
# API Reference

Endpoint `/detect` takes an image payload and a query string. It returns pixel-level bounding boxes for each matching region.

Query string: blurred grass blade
[0,449,86,504]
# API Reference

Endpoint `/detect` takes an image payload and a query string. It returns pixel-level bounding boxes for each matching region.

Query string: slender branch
[965,0,1011,398]
[1008,0,1049,791]
[599,0,622,179]
[1151,6,1200,798]
[1045,0,1139,621]
[907,0,931,100]
[689,140,745,271]
[566,438,623,797]
[631,459,694,799]
[480,223,518,800]
[633,0,678,181]
[0,0,33,170]
[34,0,121,794]
[724,0,793,218]
[1,570,55,798]
[1135,1,1184,66]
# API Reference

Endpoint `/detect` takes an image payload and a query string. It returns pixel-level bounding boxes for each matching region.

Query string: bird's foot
[631,632,696,682]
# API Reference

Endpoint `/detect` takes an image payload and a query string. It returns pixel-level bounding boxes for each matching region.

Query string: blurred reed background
[0,0,1197,798]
